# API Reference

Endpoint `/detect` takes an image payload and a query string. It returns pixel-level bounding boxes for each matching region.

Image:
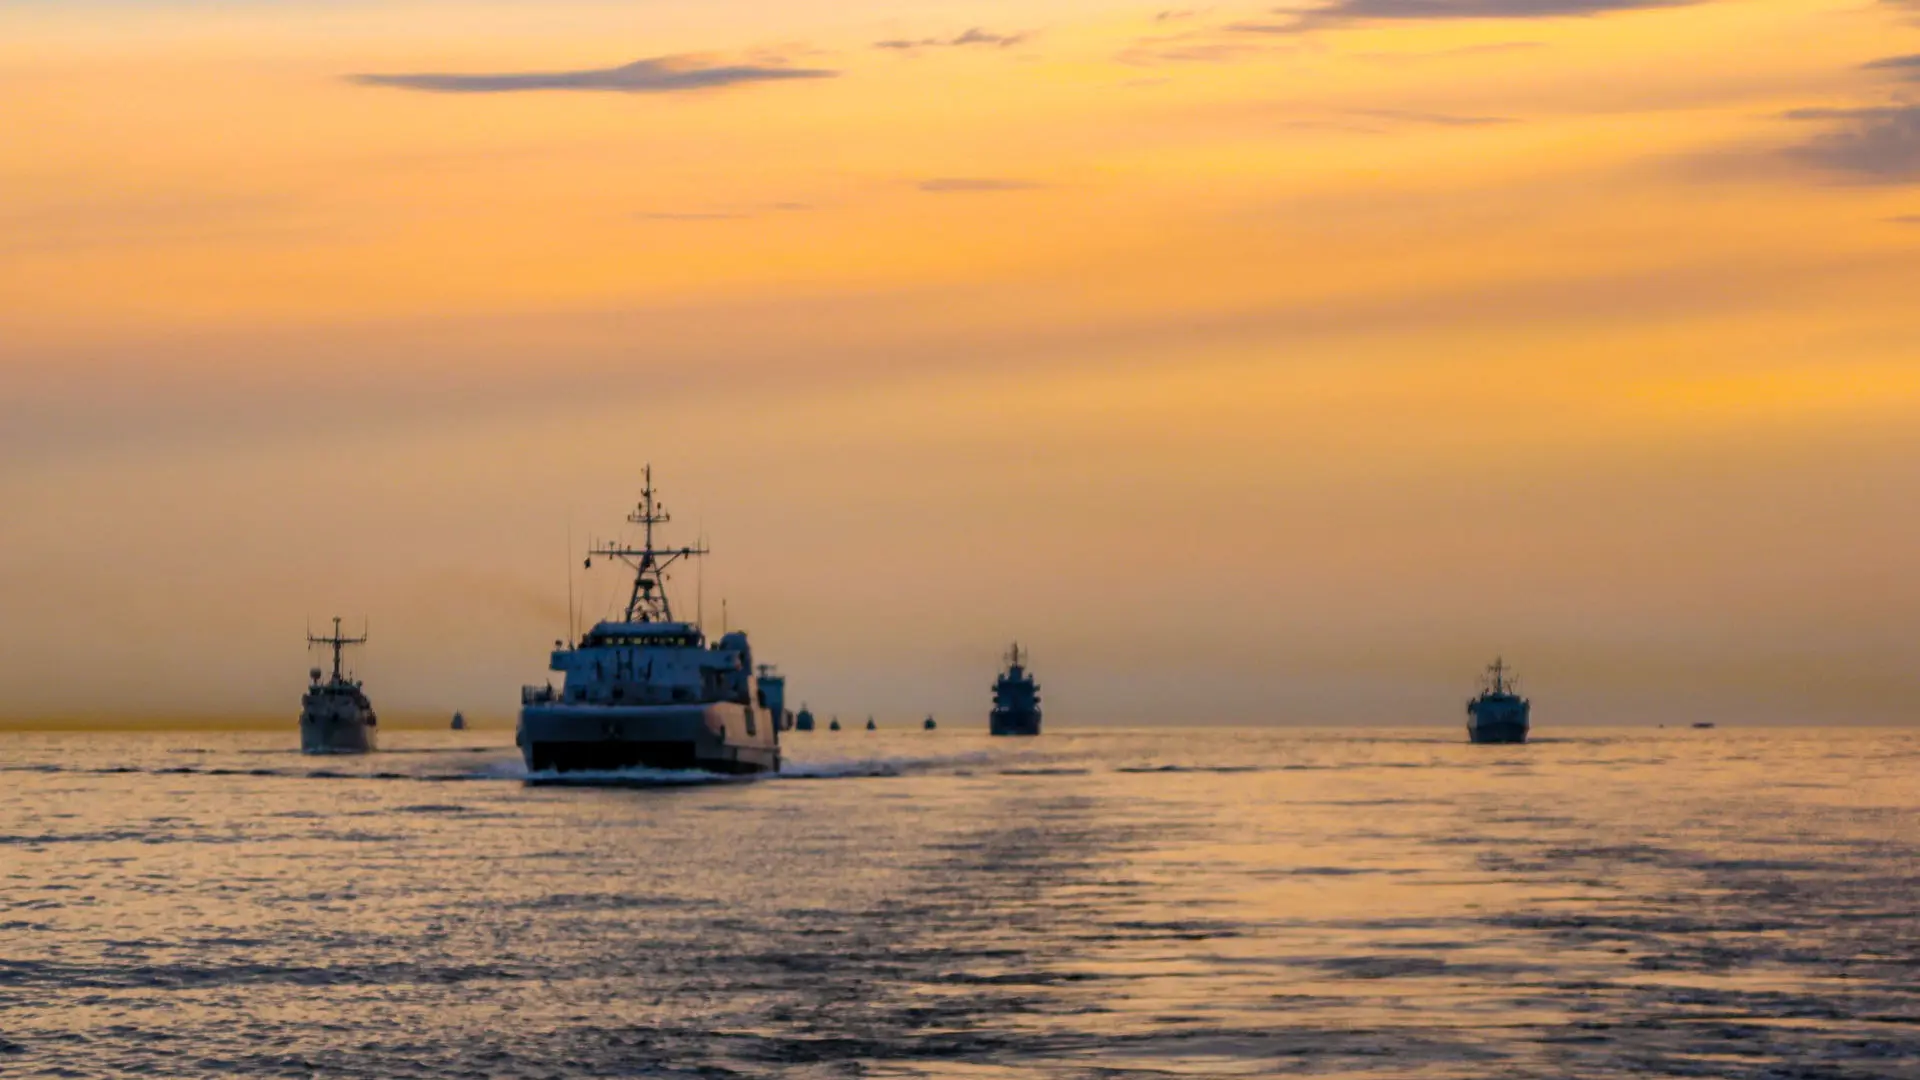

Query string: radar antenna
[1485,656,1511,695]
[583,464,708,623]
[307,616,368,683]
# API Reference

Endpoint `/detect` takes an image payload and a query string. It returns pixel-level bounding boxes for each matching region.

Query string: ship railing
[522,684,557,705]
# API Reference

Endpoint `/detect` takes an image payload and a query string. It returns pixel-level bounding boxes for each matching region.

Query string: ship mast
[1488,657,1508,695]
[308,616,367,682]
[585,464,708,624]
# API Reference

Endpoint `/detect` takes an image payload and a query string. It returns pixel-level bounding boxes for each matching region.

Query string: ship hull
[1466,720,1529,745]
[517,701,779,775]
[989,709,1042,737]
[300,712,377,754]
[1466,699,1530,745]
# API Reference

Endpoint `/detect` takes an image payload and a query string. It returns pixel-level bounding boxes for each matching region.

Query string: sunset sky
[3,0,1918,725]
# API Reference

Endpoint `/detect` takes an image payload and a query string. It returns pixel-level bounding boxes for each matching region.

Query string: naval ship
[1466,657,1530,744]
[300,618,378,754]
[989,643,1042,736]
[759,666,790,730]
[794,704,815,732]
[517,468,785,774]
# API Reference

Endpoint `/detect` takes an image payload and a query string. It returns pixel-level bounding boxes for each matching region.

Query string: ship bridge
[581,621,704,648]
[548,618,754,707]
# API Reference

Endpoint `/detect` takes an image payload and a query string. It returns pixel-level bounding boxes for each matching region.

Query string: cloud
[1352,40,1545,64]
[350,55,836,94]
[1119,31,1294,65]
[1888,213,1920,224]
[1252,108,1516,135]
[1864,54,1920,78]
[1237,0,1698,33]
[1347,107,1513,126]
[916,177,1044,192]
[1783,105,1920,183]
[1321,0,1691,13]
[874,28,1026,50]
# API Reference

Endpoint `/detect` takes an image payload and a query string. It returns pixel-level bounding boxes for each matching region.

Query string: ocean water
[0,726,1915,1079]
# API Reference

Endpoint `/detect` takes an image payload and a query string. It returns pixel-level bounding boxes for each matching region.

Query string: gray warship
[1466,657,1530,744]
[517,468,785,774]
[760,666,791,730]
[989,642,1042,736]
[300,618,378,754]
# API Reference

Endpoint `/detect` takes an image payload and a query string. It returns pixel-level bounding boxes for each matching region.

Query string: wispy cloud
[1119,30,1296,65]
[1888,213,1920,224]
[1252,107,1515,136]
[1783,105,1920,183]
[1320,0,1693,13]
[917,177,1044,193]
[1352,40,1545,64]
[1864,54,1920,79]
[874,28,1026,51]
[350,55,836,94]
[1237,0,1698,34]
[1348,107,1513,126]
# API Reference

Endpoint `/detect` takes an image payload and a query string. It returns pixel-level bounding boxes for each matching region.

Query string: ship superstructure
[989,642,1042,736]
[1466,657,1530,744]
[300,617,378,754]
[518,468,784,774]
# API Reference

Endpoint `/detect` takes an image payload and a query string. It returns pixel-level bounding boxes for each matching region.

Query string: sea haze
[1,726,1916,1077]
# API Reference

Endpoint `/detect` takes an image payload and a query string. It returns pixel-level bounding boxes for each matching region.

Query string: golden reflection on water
[0,726,1914,1077]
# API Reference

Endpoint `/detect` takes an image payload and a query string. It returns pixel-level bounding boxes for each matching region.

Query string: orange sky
[3,0,1918,725]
